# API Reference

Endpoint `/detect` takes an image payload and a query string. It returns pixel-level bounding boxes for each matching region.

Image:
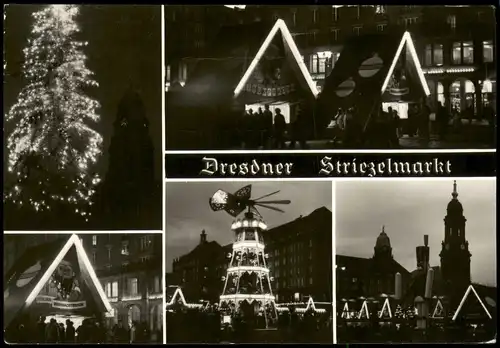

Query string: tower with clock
[439,181,471,303]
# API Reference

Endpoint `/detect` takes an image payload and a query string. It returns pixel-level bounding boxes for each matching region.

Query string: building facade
[83,233,163,334]
[165,5,495,116]
[336,228,411,300]
[170,207,333,304]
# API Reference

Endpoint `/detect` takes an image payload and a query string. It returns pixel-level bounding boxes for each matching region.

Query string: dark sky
[336,180,496,287]
[3,5,162,179]
[166,181,333,272]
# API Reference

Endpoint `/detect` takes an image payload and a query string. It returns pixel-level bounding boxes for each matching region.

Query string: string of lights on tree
[4,5,102,219]
[3,4,7,74]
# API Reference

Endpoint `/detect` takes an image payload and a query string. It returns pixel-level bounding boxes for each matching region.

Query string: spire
[200,230,207,244]
[452,180,458,199]
[382,225,385,233]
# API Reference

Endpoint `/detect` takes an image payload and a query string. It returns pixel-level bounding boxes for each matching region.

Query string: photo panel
[164,5,495,151]
[3,231,164,344]
[335,179,496,343]
[3,4,163,231]
[165,181,333,344]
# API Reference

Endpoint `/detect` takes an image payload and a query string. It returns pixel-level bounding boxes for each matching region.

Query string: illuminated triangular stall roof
[452,284,493,321]
[166,286,202,309]
[4,234,114,329]
[318,31,430,127]
[179,19,318,107]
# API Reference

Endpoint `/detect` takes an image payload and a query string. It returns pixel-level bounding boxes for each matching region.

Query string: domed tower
[439,181,471,302]
[374,226,393,260]
[220,211,278,328]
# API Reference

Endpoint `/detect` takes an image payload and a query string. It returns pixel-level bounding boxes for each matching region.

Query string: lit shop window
[437,82,445,107]
[310,52,331,74]
[483,40,494,63]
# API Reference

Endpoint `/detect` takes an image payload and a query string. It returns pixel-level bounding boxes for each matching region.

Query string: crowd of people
[238,104,310,149]
[166,305,332,343]
[5,316,161,344]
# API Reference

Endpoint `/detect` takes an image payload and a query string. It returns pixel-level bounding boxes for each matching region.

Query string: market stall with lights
[4,234,114,333]
[318,31,431,135]
[168,19,319,149]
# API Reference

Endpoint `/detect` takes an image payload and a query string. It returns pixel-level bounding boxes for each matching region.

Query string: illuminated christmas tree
[4,5,102,222]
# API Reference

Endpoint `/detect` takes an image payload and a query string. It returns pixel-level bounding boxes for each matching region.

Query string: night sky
[336,179,496,287]
[165,182,333,272]
[3,5,162,179]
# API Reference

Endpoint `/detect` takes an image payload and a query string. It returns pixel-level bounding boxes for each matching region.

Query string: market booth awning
[4,234,114,329]
[317,31,430,125]
[177,19,318,108]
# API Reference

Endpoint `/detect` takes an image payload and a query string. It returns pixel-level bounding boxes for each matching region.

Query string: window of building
[112,281,118,297]
[179,62,188,83]
[140,236,152,251]
[92,235,97,246]
[403,17,418,27]
[375,5,386,14]
[166,65,171,85]
[312,8,317,23]
[453,41,474,65]
[105,282,112,297]
[107,247,112,263]
[291,8,297,26]
[425,44,443,66]
[463,41,474,64]
[353,26,362,36]
[433,44,443,66]
[309,277,313,285]
[331,28,340,41]
[425,44,432,66]
[92,251,96,265]
[448,15,456,30]
[154,275,161,293]
[129,278,138,296]
[140,256,151,263]
[356,5,360,20]
[452,42,462,64]
[377,24,387,32]
[332,7,338,22]
[483,40,494,63]
[121,241,129,256]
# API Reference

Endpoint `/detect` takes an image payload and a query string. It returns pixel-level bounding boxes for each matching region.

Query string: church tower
[439,181,471,301]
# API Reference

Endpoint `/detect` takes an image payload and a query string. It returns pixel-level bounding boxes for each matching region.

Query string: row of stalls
[337,284,496,342]
[166,19,432,149]
[4,235,115,343]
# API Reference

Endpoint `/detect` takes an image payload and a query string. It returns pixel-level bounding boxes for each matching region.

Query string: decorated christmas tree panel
[4,4,162,230]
